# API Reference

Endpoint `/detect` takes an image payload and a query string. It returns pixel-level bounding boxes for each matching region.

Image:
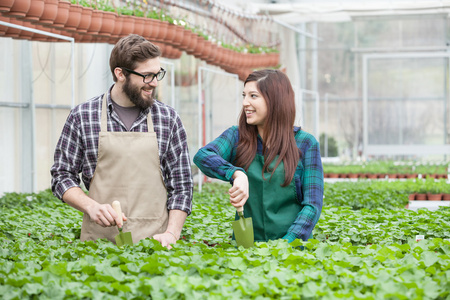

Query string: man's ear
[115,67,125,82]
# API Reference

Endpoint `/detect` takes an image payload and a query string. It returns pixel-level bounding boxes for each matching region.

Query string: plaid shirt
[51,86,193,215]
[193,126,323,241]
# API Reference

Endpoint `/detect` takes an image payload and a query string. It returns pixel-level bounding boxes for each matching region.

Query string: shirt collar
[106,85,115,113]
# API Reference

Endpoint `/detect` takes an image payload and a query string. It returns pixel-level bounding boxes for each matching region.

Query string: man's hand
[62,187,127,228]
[153,231,177,249]
[229,170,249,208]
[86,202,127,228]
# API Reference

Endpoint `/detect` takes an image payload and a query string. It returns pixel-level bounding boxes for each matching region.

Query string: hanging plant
[78,0,114,12]
[146,7,162,20]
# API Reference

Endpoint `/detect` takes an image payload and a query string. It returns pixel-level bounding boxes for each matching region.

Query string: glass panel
[402,18,446,47]
[357,19,401,48]
[206,72,239,142]
[301,93,317,135]
[367,57,447,145]
[35,108,71,192]
[0,107,21,195]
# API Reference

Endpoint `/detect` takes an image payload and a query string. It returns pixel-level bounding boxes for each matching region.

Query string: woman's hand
[229,170,249,208]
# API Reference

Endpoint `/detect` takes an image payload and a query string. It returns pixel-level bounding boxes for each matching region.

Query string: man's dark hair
[109,34,161,82]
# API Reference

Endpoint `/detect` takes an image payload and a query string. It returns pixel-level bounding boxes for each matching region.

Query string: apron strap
[101,93,108,132]
[101,92,154,133]
[147,110,154,132]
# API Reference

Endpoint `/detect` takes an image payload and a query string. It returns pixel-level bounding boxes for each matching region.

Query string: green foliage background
[1,181,450,299]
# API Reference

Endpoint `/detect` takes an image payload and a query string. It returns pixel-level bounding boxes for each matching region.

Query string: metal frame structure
[362,52,450,158]
[0,21,74,193]
[160,60,176,109]
[297,89,320,139]
[197,67,240,192]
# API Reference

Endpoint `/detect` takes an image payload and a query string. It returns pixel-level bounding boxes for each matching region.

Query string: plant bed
[323,161,449,180]
[1,184,450,299]
[409,194,446,201]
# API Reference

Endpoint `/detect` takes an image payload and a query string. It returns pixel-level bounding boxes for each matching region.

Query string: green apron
[238,154,300,242]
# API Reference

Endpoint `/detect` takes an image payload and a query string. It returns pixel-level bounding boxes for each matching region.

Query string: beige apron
[80,94,168,244]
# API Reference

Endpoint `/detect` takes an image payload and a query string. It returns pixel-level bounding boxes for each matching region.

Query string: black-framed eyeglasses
[120,67,166,83]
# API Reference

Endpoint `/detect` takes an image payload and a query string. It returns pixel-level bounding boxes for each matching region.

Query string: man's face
[122,57,161,110]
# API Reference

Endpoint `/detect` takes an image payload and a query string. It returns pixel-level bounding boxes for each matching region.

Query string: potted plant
[412,178,428,200]
[427,178,449,201]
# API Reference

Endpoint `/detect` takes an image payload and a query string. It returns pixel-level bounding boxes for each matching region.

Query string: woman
[193,69,323,243]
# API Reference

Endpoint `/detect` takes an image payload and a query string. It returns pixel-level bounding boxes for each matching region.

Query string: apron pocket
[80,215,119,244]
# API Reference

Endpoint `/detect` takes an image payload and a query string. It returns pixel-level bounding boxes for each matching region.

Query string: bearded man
[51,34,193,249]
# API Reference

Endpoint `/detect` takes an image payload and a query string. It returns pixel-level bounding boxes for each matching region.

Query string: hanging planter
[0,15,11,36]
[186,34,204,56]
[33,23,57,41]
[23,0,45,22]
[117,13,134,36]
[75,31,94,43]
[154,41,181,59]
[4,18,23,38]
[178,28,194,51]
[131,16,145,36]
[154,20,168,42]
[210,46,226,66]
[164,44,182,60]
[0,0,280,66]
[85,9,103,35]
[184,31,198,53]
[35,0,58,26]
[76,6,93,33]
[268,52,280,66]
[163,21,176,46]
[64,3,83,31]
[0,0,15,13]
[97,10,116,37]
[222,66,252,82]
[222,48,234,66]
[198,40,212,60]
[141,17,160,42]
[205,43,218,64]
[168,23,183,46]
[108,12,123,43]
[50,0,70,28]
[5,0,31,18]
[17,22,36,40]
[153,41,165,53]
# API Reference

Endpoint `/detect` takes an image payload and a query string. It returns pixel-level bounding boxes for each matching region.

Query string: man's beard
[122,79,154,110]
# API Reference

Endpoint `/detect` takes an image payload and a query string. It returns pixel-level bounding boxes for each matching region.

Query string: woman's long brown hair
[234,69,300,187]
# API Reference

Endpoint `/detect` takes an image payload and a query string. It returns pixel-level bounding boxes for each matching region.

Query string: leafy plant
[1,184,450,299]
[323,160,449,176]
[94,0,115,12]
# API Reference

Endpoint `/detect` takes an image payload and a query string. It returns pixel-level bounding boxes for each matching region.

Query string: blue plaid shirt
[51,85,193,215]
[194,126,323,242]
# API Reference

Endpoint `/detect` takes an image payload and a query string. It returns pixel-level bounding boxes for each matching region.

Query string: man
[51,34,193,249]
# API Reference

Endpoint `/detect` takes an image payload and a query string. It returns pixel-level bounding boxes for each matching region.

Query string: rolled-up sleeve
[193,126,245,182]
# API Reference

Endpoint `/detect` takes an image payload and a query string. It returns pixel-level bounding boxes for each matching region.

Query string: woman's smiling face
[242,81,268,137]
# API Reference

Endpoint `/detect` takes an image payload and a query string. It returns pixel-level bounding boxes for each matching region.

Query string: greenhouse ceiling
[215,0,450,23]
